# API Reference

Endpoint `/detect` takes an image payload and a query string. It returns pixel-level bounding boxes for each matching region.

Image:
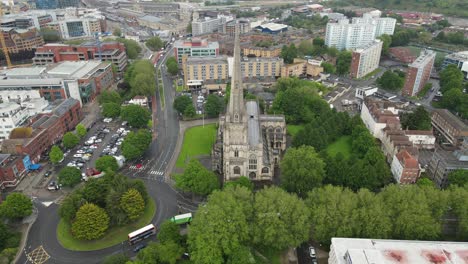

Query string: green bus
[170,213,192,225]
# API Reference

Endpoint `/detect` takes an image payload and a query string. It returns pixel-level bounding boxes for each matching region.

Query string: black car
[133,243,147,253]
[44,171,52,177]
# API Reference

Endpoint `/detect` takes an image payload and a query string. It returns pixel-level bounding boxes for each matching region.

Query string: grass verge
[57,198,156,251]
[358,68,382,80]
[287,124,304,137]
[176,124,217,168]
[326,135,352,159]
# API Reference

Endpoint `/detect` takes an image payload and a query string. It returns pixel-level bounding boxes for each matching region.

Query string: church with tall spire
[212,25,286,182]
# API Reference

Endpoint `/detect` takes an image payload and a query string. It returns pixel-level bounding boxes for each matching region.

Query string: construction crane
[0,3,12,68]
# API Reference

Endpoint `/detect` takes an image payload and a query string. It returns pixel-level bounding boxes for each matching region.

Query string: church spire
[227,23,244,123]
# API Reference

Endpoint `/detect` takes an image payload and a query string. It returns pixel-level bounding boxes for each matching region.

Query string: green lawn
[176,124,217,168]
[287,125,304,137]
[57,198,156,251]
[326,136,352,159]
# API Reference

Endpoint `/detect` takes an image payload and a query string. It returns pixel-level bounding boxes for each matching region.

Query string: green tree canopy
[62,132,80,149]
[40,28,61,42]
[158,220,182,244]
[102,102,121,118]
[280,146,325,197]
[252,187,310,251]
[146,36,164,51]
[224,176,254,191]
[183,104,196,118]
[82,178,109,208]
[280,43,297,64]
[59,191,85,223]
[440,64,464,93]
[0,192,33,219]
[175,159,219,196]
[321,62,336,74]
[447,170,468,187]
[71,203,110,240]
[111,38,142,59]
[378,34,392,56]
[95,155,119,172]
[204,94,224,118]
[120,188,145,221]
[103,253,128,264]
[166,57,179,75]
[400,106,432,130]
[58,166,82,187]
[173,95,192,114]
[121,104,151,128]
[121,129,152,160]
[76,123,87,138]
[98,91,122,105]
[113,27,122,37]
[377,70,405,91]
[49,145,64,164]
[336,51,352,75]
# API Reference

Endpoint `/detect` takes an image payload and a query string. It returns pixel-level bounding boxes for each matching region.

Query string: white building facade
[192,17,226,36]
[350,40,383,78]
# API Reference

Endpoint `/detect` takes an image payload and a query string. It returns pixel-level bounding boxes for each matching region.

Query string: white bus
[128,224,156,245]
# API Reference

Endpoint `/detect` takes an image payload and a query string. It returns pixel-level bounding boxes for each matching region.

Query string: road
[18,46,186,264]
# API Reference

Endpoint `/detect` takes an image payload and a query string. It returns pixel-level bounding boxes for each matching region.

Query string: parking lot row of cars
[101,127,129,156]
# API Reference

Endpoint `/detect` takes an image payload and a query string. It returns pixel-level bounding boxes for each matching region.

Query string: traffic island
[56,199,156,251]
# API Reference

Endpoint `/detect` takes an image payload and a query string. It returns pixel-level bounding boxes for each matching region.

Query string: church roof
[246,101,262,147]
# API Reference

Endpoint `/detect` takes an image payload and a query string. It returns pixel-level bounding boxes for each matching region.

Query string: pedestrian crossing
[129,165,147,170]
[149,170,164,176]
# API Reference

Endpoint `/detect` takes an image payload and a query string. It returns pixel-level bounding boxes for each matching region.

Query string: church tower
[226,25,245,123]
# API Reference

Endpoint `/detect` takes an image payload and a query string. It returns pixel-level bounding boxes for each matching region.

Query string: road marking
[27,246,50,264]
[54,196,66,205]
[149,170,164,175]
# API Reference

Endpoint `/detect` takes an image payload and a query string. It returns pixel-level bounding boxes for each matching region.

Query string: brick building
[1,98,81,162]
[33,41,128,74]
[402,50,435,96]
[390,149,420,184]
[0,27,44,54]
[0,154,29,188]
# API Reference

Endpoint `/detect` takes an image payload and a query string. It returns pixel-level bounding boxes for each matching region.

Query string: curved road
[18,47,186,264]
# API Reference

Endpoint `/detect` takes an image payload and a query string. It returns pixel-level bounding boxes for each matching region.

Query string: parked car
[309,247,316,260]
[133,244,147,253]
[73,154,83,158]
[44,171,52,177]
[76,150,86,154]
[103,118,113,123]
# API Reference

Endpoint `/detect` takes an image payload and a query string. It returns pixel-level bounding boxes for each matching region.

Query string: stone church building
[212,27,286,182]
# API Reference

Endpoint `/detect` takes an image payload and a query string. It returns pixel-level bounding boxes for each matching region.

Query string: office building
[1,98,81,163]
[350,40,383,79]
[0,27,44,54]
[0,61,113,104]
[46,18,102,39]
[224,19,250,37]
[329,237,468,264]
[192,17,226,36]
[442,51,468,79]
[239,56,283,80]
[402,50,435,96]
[174,38,219,63]
[325,13,396,50]
[33,41,128,74]
[431,109,468,148]
[0,99,49,140]
[0,11,56,29]
[242,46,282,58]
[35,0,79,9]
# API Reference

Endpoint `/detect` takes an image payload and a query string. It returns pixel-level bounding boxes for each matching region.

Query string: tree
[121,104,151,128]
[146,37,164,51]
[280,146,325,197]
[417,177,434,187]
[82,178,108,208]
[253,187,310,250]
[400,106,432,130]
[103,253,128,264]
[188,187,253,264]
[312,38,325,47]
[58,166,82,187]
[156,241,185,264]
[49,145,64,164]
[447,170,468,187]
[120,188,145,221]
[280,44,297,64]
[439,64,463,93]
[224,176,254,191]
[76,124,87,138]
[113,27,122,37]
[0,193,32,219]
[71,203,110,240]
[321,62,336,74]
[62,132,79,149]
[111,38,142,59]
[95,155,119,172]
[166,57,179,75]
[102,102,121,118]
[59,192,85,222]
[378,34,392,56]
[175,159,219,196]
[336,51,352,75]
[98,91,122,104]
[204,94,224,117]
[173,95,192,114]
[121,129,152,160]
[158,220,182,244]
[132,242,160,263]
[40,28,61,42]
[377,70,404,91]
[186,23,192,33]
[183,104,196,118]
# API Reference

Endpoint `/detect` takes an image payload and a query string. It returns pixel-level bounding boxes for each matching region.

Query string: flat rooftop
[331,237,468,264]
[187,56,227,65]
[47,61,103,79]
[5,67,46,77]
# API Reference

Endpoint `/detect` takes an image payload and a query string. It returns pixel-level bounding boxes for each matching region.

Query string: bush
[71,203,110,240]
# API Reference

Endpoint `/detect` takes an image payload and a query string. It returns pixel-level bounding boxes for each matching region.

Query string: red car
[136,163,143,169]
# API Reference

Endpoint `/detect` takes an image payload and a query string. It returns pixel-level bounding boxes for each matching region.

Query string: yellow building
[242,46,281,58]
[281,58,324,78]
[240,57,283,80]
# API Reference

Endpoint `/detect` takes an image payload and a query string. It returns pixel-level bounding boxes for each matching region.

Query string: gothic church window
[262,167,269,174]
[249,155,257,170]
[234,150,239,157]
[233,166,240,175]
